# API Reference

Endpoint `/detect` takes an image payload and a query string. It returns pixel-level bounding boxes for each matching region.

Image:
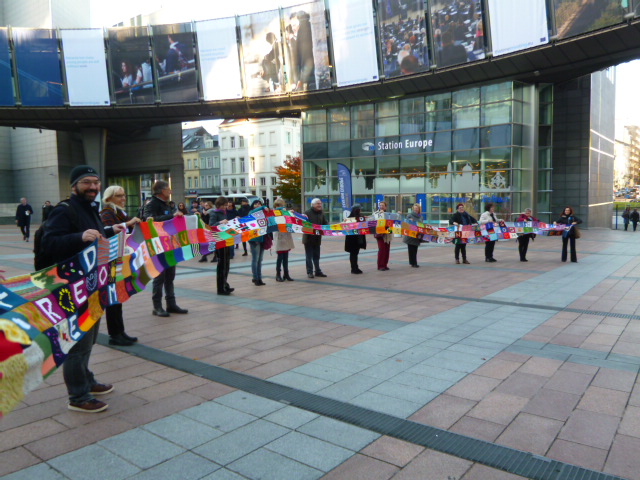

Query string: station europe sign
[363,138,434,151]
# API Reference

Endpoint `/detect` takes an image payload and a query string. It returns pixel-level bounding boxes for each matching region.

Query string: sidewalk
[1,225,639,479]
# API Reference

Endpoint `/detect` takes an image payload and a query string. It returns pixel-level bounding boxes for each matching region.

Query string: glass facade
[302,81,547,223]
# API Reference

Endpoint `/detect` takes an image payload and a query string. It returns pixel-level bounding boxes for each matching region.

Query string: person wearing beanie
[41,164,125,413]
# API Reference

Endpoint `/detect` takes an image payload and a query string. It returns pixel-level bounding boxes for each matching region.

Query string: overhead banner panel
[430,0,485,68]
[151,23,198,104]
[488,0,548,56]
[195,17,242,101]
[13,29,64,106]
[377,0,430,77]
[61,29,110,106]
[0,28,14,106]
[281,0,332,92]
[239,9,284,97]
[553,0,626,39]
[108,27,154,105]
[327,0,379,87]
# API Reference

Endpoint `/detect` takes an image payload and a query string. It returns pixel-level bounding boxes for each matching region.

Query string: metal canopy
[0,19,639,132]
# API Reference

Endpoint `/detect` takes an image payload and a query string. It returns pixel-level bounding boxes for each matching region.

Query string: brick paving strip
[1,227,640,479]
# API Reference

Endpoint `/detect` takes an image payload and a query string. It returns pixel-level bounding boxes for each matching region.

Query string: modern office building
[302,70,615,226]
[218,118,301,206]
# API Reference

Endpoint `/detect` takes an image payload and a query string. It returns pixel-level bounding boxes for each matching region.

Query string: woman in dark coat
[344,204,367,274]
[449,203,477,264]
[554,206,582,263]
[403,203,423,267]
[209,196,234,294]
[516,208,538,262]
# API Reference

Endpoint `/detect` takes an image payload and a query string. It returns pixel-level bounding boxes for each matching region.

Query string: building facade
[219,118,301,206]
[302,72,615,227]
[182,127,220,203]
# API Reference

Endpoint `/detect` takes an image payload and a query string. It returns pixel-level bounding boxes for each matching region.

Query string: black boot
[283,273,294,281]
[199,255,209,263]
[122,332,138,342]
[152,301,170,317]
[276,272,284,282]
[109,334,134,346]
[166,300,188,314]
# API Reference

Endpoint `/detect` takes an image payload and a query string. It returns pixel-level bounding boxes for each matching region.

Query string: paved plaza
[2,224,640,479]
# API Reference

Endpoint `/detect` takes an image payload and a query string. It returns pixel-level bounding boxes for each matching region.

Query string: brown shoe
[463,259,470,264]
[68,398,108,413]
[90,383,114,395]
[455,259,460,264]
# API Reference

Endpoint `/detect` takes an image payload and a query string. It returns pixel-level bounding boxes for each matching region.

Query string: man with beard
[144,180,189,317]
[42,165,125,413]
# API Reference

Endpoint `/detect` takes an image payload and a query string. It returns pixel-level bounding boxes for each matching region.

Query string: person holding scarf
[209,196,234,295]
[450,203,477,264]
[554,206,582,263]
[479,203,499,263]
[516,208,538,262]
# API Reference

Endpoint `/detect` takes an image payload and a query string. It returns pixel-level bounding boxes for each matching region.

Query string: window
[240,178,246,187]
[213,157,220,168]
[188,177,192,188]
[251,178,256,186]
[205,138,213,148]
[230,137,236,148]
[239,136,245,147]
[260,177,266,186]
[194,177,199,188]
[259,156,265,172]
[200,158,206,169]
[213,175,219,187]
[269,131,276,145]
[240,157,246,173]
[286,131,291,144]
[223,179,228,187]
[231,158,236,174]
[250,134,254,146]
[250,157,256,172]
[221,137,226,148]
[259,133,265,145]
[187,159,191,169]
[222,158,227,173]
[201,176,206,187]
[207,157,213,169]
[269,154,276,167]
[232,178,237,187]
[207,175,213,187]
[271,177,277,185]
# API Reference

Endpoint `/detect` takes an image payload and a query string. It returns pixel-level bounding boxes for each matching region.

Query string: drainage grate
[98,334,625,480]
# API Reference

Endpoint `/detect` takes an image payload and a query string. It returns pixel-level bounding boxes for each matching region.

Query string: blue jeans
[250,242,264,280]
[63,320,100,403]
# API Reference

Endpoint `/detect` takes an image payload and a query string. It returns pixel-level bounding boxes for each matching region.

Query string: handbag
[263,233,273,250]
[573,227,581,239]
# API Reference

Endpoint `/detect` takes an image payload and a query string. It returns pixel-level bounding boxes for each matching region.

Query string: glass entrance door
[400,195,416,216]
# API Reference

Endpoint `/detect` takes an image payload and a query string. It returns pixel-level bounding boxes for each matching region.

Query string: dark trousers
[63,320,100,403]
[242,241,247,253]
[217,246,230,292]
[454,244,467,260]
[407,244,418,266]
[19,223,30,239]
[376,238,390,269]
[349,250,360,271]
[625,221,629,231]
[485,241,496,260]
[561,236,577,262]
[517,236,530,261]
[304,244,321,274]
[106,303,124,337]
[276,251,290,275]
[152,266,176,304]
[634,221,638,231]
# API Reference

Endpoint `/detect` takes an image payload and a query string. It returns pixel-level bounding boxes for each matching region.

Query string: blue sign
[0,29,14,106]
[375,194,384,210]
[337,163,352,213]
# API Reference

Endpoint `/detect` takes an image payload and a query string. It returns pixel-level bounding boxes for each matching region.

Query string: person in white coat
[273,198,295,282]
[479,203,499,262]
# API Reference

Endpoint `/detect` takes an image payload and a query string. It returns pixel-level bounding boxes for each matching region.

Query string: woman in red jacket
[516,208,538,262]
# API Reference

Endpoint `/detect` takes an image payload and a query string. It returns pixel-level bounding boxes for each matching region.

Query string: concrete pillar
[81,128,107,181]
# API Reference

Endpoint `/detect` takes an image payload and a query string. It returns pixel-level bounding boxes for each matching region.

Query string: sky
[91,0,640,138]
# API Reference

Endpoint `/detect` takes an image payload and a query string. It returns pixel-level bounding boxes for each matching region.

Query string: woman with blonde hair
[100,185,141,346]
[273,198,294,281]
[403,203,422,268]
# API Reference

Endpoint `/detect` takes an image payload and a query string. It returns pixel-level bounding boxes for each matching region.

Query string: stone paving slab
[2,226,640,479]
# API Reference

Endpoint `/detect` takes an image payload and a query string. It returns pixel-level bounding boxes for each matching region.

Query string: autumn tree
[273,155,302,204]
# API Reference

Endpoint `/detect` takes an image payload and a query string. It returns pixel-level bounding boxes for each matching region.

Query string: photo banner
[488,0,548,56]
[12,29,64,107]
[195,17,243,101]
[108,27,155,105]
[0,28,14,106]
[327,0,379,87]
[61,29,110,106]
[430,0,485,67]
[377,0,430,77]
[238,9,284,97]
[281,0,332,92]
[151,23,198,104]
[553,0,626,39]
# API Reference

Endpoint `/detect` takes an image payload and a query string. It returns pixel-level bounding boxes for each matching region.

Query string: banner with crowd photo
[0,210,566,416]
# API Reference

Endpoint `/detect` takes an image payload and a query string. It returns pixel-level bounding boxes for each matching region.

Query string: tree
[273,155,301,203]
